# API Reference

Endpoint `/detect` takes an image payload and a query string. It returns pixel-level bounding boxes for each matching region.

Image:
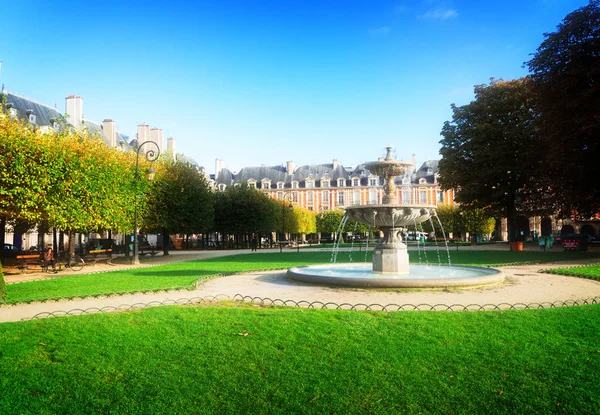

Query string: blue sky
[0,0,588,173]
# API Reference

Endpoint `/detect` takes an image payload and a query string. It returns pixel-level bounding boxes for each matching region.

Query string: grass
[542,264,600,281]
[3,250,599,304]
[1,304,599,414]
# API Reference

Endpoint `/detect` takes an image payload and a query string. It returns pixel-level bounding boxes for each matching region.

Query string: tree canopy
[438,78,540,241]
[526,0,600,217]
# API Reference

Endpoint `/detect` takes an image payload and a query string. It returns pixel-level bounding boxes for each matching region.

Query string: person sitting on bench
[43,246,57,273]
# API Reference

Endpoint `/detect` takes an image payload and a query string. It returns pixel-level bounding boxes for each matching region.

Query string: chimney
[215,159,224,180]
[286,160,296,174]
[167,136,176,160]
[412,154,417,169]
[137,124,151,152]
[333,159,339,170]
[65,95,83,129]
[102,119,116,148]
[150,127,163,154]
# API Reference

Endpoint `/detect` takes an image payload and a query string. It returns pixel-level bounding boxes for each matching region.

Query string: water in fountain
[288,147,503,288]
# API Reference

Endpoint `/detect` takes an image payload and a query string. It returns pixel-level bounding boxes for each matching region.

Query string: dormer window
[248,181,256,189]
[262,181,270,190]
[419,178,427,185]
[306,180,314,188]
[9,108,17,118]
[218,184,226,192]
[292,181,299,189]
[321,180,330,188]
[53,121,59,130]
[277,182,284,189]
[337,178,345,187]
[25,110,36,124]
[352,178,360,187]
[369,178,378,186]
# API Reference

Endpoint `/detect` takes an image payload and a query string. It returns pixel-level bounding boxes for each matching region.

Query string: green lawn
[3,250,599,304]
[1,304,599,414]
[542,264,600,281]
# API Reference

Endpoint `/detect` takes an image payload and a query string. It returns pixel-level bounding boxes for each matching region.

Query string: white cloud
[420,8,458,20]
[368,26,391,37]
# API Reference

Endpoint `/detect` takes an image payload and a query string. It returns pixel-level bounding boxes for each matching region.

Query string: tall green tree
[526,0,600,217]
[214,184,277,238]
[145,158,214,254]
[438,78,540,242]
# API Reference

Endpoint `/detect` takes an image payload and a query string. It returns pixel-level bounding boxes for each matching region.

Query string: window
[337,192,345,206]
[369,178,377,186]
[402,177,411,185]
[402,191,410,204]
[277,192,284,200]
[263,182,270,190]
[307,191,313,203]
[369,190,377,205]
[28,114,37,124]
[306,180,314,188]
[337,178,345,187]
[277,182,284,189]
[352,178,359,187]
[419,190,427,204]
[321,180,330,188]
[53,121,59,130]
[419,178,427,185]
[292,181,298,189]
[248,181,256,188]
[353,191,360,205]
[218,184,226,192]
[322,191,329,202]
[292,192,298,203]
[9,108,17,118]
[437,190,444,203]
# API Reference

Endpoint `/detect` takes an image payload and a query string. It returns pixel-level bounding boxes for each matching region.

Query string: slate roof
[213,160,439,189]
[1,90,62,128]
[2,89,134,151]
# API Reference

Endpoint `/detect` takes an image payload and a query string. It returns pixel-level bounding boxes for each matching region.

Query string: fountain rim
[287,263,505,288]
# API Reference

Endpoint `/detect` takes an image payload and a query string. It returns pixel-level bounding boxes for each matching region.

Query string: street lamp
[280,193,293,253]
[132,140,160,265]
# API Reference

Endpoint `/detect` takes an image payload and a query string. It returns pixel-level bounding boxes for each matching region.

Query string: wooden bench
[85,249,113,265]
[15,254,61,273]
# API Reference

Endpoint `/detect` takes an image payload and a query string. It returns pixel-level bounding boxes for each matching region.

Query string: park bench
[84,249,113,265]
[15,254,61,273]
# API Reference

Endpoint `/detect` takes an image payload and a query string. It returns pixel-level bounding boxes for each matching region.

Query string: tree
[438,78,540,242]
[145,158,214,254]
[526,0,600,217]
[457,208,496,242]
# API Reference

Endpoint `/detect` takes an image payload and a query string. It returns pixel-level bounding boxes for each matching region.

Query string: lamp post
[132,140,160,265]
[280,193,293,253]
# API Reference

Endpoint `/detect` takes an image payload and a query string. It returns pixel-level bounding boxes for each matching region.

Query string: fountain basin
[343,204,436,227]
[287,263,504,288]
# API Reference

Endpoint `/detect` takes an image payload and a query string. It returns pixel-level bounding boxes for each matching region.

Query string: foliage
[526,0,600,217]
[421,204,458,236]
[145,158,214,236]
[457,208,496,238]
[317,210,344,234]
[541,263,600,281]
[439,78,540,241]
[316,209,369,236]
[0,115,137,233]
[214,184,278,235]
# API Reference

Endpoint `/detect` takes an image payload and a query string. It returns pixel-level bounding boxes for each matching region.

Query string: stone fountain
[344,147,435,275]
[287,148,504,288]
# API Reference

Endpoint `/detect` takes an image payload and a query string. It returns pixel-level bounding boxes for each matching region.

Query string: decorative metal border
[22,294,600,321]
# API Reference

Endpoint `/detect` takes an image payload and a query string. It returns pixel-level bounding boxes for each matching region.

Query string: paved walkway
[1,245,599,322]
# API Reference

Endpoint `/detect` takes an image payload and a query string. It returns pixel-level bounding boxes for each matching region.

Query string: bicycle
[60,253,85,271]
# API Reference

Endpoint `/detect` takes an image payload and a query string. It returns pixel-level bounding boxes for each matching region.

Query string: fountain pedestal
[372,226,409,274]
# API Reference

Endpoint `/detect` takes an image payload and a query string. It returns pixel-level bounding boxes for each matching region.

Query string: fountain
[287,147,504,288]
